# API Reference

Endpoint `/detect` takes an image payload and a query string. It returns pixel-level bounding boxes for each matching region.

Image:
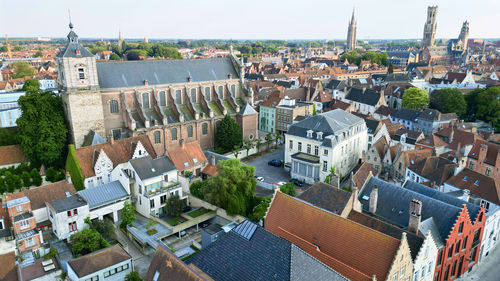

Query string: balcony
[145,182,181,198]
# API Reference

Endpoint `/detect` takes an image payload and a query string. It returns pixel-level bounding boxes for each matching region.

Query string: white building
[0,91,25,128]
[415,222,442,281]
[285,109,367,183]
[39,79,56,90]
[128,155,185,218]
[67,244,133,281]
[46,194,89,241]
[77,181,129,222]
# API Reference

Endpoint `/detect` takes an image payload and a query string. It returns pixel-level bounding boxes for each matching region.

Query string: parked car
[267,159,283,167]
[277,181,286,186]
[180,230,187,237]
[256,176,264,182]
[290,178,304,187]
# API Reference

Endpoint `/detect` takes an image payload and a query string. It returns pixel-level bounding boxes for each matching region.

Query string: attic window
[472,153,476,156]
[307,130,313,138]
[463,176,469,181]
[362,195,369,201]
[193,158,198,163]
[474,180,480,186]
[151,168,156,172]
[184,162,189,167]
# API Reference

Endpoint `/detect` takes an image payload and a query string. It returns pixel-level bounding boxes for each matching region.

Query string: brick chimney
[408,199,422,234]
[109,135,115,145]
[144,80,148,86]
[369,185,378,213]
[478,144,488,165]
[180,138,185,148]
[188,76,192,82]
[211,155,216,166]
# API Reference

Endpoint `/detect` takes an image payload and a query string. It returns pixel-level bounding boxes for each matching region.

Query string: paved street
[457,245,500,281]
[246,146,289,185]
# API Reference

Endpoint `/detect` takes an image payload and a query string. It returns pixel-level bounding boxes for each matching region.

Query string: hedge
[65,144,85,190]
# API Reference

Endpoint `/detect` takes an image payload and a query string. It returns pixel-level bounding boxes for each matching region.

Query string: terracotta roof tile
[417,134,448,148]
[445,168,500,205]
[0,252,16,280]
[75,135,156,178]
[201,164,217,176]
[0,145,28,166]
[468,140,500,167]
[265,191,401,281]
[408,156,457,185]
[351,162,377,189]
[6,180,76,210]
[166,141,207,171]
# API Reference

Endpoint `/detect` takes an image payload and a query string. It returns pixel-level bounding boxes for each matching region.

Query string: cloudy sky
[0,0,498,40]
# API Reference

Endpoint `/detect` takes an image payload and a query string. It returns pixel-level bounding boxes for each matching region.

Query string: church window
[142,93,149,108]
[159,91,166,106]
[202,123,208,135]
[205,87,211,101]
[218,85,223,98]
[231,84,236,95]
[171,128,177,141]
[78,68,85,79]
[190,88,196,102]
[154,131,161,144]
[175,89,182,104]
[110,100,119,113]
[187,125,193,138]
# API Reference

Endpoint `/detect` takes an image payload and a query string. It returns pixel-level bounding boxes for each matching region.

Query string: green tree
[165,195,185,217]
[0,178,6,194]
[30,168,42,186]
[248,197,271,222]
[33,51,43,57]
[464,88,482,121]
[476,86,500,131]
[125,49,148,60]
[232,146,241,159]
[388,63,394,74]
[21,171,31,188]
[120,201,136,229]
[189,180,207,199]
[125,271,143,281]
[255,138,263,152]
[280,182,296,196]
[203,158,256,216]
[21,78,40,93]
[0,128,19,146]
[17,91,68,167]
[243,140,254,157]
[274,132,282,147]
[215,114,243,153]
[265,132,273,150]
[109,53,120,60]
[312,104,317,115]
[430,88,467,117]
[45,167,57,182]
[11,61,36,79]
[4,172,21,192]
[402,87,429,111]
[70,228,110,257]
[91,219,115,240]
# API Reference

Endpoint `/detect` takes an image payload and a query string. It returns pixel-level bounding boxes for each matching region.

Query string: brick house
[466,140,500,181]
[5,196,43,255]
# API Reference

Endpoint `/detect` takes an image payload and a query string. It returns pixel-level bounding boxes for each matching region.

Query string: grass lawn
[187,208,211,218]
[165,216,183,226]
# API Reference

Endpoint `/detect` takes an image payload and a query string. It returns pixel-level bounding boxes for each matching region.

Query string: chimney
[188,76,192,82]
[369,185,378,213]
[109,135,115,145]
[462,189,470,202]
[228,74,232,79]
[478,144,488,164]
[449,127,454,144]
[408,199,422,234]
[180,139,185,148]
[144,80,148,86]
[211,155,216,166]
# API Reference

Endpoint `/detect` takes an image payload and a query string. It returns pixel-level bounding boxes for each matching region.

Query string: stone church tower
[346,8,357,51]
[422,6,438,47]
[458,21,469,50]
[56,22,105,148]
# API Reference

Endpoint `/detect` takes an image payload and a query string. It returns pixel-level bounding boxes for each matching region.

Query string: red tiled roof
[0,145,28,166]
[201,164,217,176]
[75,135,156,178]
[417,134,448,148]
[351,162,376,189]
[468,140,500,167]
[166,141,207,171]
[6,181,76,210]
[265,191,401,281]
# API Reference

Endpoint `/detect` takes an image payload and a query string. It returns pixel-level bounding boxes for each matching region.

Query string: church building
[56,23,257,154]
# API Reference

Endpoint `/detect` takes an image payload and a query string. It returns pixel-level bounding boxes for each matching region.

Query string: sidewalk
[457,245,500,281]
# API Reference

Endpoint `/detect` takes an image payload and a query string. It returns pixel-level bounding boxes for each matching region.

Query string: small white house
[46,194,89,241]
[67,244,133,281]
[77,181,130,222]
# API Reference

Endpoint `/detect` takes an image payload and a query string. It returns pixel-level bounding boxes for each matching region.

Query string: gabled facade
[46,194,89,241]
[5,196,43,255]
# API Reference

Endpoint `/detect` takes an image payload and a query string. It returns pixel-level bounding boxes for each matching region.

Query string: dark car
[267,159,283,167]
[290,178,304,187]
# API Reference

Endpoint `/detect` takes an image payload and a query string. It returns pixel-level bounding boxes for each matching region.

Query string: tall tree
[165,195,185,217]
[11,61,36,79]
[430,88,467,117]
[265,132,273,150]
[215,114,243,153]
[22,79,40,93]
[255,138,263,152]
[243,140,254,157]
[388,63,394,74]
[120,201,136,229]
[464,88,482,121]
[17,91,68,167]
[402,87,429,111]
[70,228,109,257]
[476,86,500,131]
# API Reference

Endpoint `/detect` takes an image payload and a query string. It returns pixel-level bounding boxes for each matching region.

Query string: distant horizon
[1,0,498,40]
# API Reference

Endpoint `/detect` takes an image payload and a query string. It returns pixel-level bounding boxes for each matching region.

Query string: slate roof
[265,192,401,281]
[419,217,445,249]
[239,103,257,116]
[0,144,28,166]
[407,156,457,185]
[96,57,238,89]
[287,109,364,147]
[47,195,87,213]
[188,220,347,281]
[393,128,423,144]
[67,244,131,278]
[145,244,208,281]
[297,182,352,215]
[130,155,176,180]
[385,73,411,83]
[82,130,106,147]
[418,109,457,122]
[445,168,500,205]
[345,87,381,106]
[374,105,395,117]
[13,212,33,223]
[77,181,128,209]
[364,119,380,134]
[359,177,480,240]
[392,108,420,122]
[57,29,94,58]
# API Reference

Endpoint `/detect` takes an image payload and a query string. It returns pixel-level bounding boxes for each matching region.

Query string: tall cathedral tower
[422,6,438,47]
[118,29,124,50]
[458,21,469,50]
[56,22,105,148]
[346,8,357,51]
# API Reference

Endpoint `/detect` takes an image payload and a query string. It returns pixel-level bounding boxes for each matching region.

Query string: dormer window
[317,132,323,140]
[463,176,469,181]
[474,180,480,186]
[307,130,313,138]
[76,49,81,56]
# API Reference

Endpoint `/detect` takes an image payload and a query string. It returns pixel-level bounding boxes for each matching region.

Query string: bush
[70,228,110,257]
[280,182,296,196]
[91,219,115,240]
[125,271,143,281]
[189,181,207,199]
[0,178,5,194]
[30,168,42,186]
[120,201,135,229]
[46,167,65,182]
[44,247,59,259]
[248,197,271,222]
[4,172,21,193]
[21,171,31,187]
[165,195,185,217]
[65,145,85,190]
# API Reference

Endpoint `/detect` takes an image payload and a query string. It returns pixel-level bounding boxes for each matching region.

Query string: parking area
[246,146,290,185]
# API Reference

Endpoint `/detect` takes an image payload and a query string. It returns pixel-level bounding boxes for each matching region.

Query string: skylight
[193,158,198,163]
[184,162,189,167]
[463,176,469,181]
[474,180,480,185]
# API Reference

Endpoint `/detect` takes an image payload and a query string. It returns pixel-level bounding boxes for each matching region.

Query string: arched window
[231,84,236,97]
[218,85,224,99]
[109,100,119,113]
[159,91,166,106]
[205,87,211,101]
[142,93,149,108]
[187,125,193,138]
[202,123,208,135]
[190,88,196,102]
[171,128,177,141]
[175,89,182,104]
[154,131,161,144]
